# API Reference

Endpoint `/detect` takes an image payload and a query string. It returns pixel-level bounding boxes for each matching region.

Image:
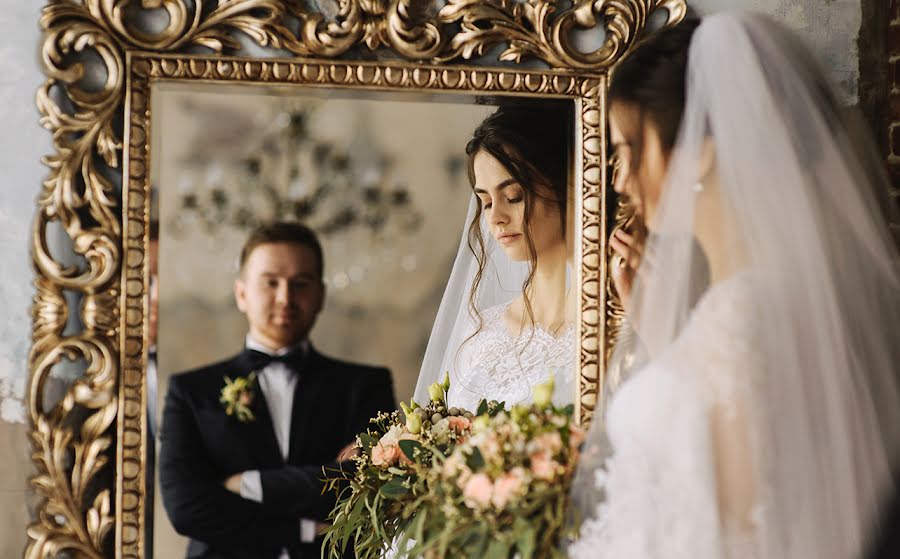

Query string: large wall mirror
[149,82,568,557]
[29,1,686,557]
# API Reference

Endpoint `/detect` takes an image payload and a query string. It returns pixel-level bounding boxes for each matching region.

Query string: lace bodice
[446,303,575,411]
[571,272,765,559]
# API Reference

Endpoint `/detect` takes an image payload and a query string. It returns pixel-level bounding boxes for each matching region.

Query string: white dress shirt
[239,336,317,549]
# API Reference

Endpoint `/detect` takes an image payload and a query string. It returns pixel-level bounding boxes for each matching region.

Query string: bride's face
[609,104,669,229]
[472,150,564,262]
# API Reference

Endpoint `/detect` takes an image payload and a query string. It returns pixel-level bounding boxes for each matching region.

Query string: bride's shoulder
[478,302,512,325]
[664,271,764,400]
[690,270,761,335]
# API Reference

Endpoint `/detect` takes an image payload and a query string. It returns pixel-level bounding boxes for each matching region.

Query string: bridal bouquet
[400,378,584,559]
[322,374,503,559]
[323,376,583,559]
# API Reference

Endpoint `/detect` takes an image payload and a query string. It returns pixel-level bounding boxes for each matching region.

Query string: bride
[416,102,575,411]
[569,12,900,559]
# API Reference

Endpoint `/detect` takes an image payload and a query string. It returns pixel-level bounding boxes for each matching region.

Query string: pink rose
[238,392,254,406]
[530,450,559,481]
[491,470,525,510]
[462,473,494,510]
[371,442,401,467]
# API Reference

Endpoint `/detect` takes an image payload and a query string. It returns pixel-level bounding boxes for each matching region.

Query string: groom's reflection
[147,218,159,559]
[159,222,396,559]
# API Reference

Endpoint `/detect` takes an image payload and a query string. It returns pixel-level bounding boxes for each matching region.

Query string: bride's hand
[610,229,642,309]
[336,442,359,462]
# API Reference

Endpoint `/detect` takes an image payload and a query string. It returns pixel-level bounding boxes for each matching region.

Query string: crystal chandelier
[165,98,465,291]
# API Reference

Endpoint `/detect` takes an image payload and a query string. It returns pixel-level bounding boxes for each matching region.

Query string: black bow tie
[242,347,306,373]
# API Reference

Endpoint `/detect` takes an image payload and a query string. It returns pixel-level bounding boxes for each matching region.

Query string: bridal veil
[571,12,900,558]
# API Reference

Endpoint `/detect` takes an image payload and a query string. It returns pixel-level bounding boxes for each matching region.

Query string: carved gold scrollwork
[277,0,688,67]
[31,0,685,556]
[436,0,685,68]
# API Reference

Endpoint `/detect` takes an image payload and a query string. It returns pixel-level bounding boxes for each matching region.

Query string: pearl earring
[693,182,704,193]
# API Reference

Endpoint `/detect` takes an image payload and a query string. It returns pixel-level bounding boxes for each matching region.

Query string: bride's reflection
[417,102,575,409]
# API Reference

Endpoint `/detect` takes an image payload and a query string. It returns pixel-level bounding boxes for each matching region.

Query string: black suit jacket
[159,346,396,559]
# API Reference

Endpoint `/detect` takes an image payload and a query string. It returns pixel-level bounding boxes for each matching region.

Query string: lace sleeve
[670,276,765,557]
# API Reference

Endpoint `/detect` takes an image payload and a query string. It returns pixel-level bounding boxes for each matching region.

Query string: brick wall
[889,0,900,194]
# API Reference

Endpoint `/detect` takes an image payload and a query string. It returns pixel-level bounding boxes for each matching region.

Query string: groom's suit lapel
[288,347,330,463]
[231,351,283,467]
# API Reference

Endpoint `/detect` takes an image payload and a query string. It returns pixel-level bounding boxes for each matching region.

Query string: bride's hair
[463,101,571,337]
[608,17,700,246]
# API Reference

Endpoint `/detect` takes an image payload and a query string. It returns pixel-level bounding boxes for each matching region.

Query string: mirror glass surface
[148,82,577,557]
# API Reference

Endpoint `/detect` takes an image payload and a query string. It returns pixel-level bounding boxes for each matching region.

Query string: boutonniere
[220,371,258,422]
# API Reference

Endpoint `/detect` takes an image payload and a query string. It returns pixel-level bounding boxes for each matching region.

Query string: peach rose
[462,473,494,510]
[530,450,559,481]
[491,469,525,510]
[371,442,401,467]
[473,432,501,463]
[441,452,465,478]
[447,415,471,433]
[530,431,563,455]
[398,432,419,466]
[371,425,406,467]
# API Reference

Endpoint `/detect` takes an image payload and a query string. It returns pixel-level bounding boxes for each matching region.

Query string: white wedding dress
[571,272,765,558]
[390,302,575,558]
[565,13,900,559]
[447,302,576,411]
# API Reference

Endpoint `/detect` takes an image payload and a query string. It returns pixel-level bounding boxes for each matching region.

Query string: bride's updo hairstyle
[464,101,571,334]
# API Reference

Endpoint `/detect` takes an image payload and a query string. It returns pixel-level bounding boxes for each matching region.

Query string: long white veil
[414,196,530,403]
[571,11,900,558]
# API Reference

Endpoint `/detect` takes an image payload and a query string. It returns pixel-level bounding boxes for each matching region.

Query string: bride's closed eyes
[477,186,524,210]
[479,195,523,210]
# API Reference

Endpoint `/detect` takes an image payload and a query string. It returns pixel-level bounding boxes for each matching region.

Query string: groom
[159,222,396,559]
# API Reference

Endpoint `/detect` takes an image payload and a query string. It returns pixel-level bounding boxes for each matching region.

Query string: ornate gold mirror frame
[30,1,686,557]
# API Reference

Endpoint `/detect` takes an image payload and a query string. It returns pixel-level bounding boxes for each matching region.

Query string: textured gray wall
[691,0,862,102]
[0,1,52,555]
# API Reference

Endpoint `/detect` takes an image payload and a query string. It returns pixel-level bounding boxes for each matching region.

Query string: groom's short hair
[239,221,324,279]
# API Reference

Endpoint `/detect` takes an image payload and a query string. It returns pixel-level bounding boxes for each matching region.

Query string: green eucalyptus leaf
[476,399,489,416]
[486,538,510,559]
[379,477,410,499]
[516,520,536,559]
[466,447,486,470]
[398,439,424,462]
[358,432,378,451]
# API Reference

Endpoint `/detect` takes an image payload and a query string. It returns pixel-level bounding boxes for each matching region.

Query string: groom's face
[234,242,325,350]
